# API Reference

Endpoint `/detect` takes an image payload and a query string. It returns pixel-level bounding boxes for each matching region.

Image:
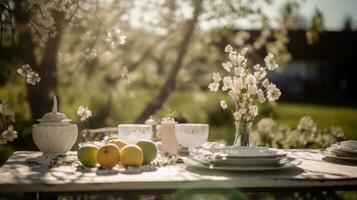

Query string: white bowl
[32,123,78,155]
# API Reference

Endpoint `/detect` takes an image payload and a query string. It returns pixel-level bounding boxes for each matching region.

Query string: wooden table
[0,149,356,198]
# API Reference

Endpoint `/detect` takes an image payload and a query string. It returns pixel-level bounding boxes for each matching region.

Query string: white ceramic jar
[32,97,78,155]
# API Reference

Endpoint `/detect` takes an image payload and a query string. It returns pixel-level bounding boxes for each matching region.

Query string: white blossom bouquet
[208,44,282,146]
[209,44,281,123]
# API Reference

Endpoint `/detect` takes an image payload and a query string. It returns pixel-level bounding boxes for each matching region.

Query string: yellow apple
[120,144,144,168]
[108,138,127,150]
[97,144,120,169]
[77,144,99,167]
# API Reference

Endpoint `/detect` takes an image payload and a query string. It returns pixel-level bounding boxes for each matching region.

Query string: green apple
[77,144,99,167]
[136,140,158,165]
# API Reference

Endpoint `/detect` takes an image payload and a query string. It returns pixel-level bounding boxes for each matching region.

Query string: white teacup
[118,124,152,144]
[175,124,209,149]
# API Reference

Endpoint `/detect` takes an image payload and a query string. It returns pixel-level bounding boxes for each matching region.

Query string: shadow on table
[184,166,305,178]
[95,168,121,176]
[322,157,357,166]
[75,165,96,173]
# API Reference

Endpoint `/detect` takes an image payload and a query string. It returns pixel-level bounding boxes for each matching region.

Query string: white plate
[331,144,357,154]
[340,140,357,150]
[210,156,285,166]
[327,147,357,158]
[204,146,287,158]
[184,157,301,171]
[322,150,357,161]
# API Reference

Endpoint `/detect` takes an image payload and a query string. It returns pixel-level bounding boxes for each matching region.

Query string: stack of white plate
[323,140,357,161]
[184,146,301,171]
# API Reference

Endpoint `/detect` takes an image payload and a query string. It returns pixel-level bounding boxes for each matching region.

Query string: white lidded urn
[32,96,78,155]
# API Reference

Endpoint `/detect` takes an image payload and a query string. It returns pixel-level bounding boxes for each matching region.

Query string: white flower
[229,51,237,63]
[240,47,248,56]
[84,48,97,62]
[212,72,221,82]
[17,68,25,76]
[228,90,237,100]
[106,26,126,48]
[264,53,279,71]
[248,105,258,118]
[26,72,41,85]
[262,79,270,88]
[1,125,18,142]
[238,107,247,114]
[247,85,258,96]
[208,82,220,92]
[267,83,281,101]
[224,44,233,53]
[222,76,233,91]
[231,76,243,93]
[297,116,317,134]
[257,118,275,133]
[253,64,261,71]
[222,62,232,72]
[234,67,244,77]
[245,74,256,86]
[119,35,127,45]
[257,89,266,103]
[330,127,344,138]
[233,111,241,121]
[17,64,31,77]
[0,99,8,114]
[208,44,282,123]
[220,100,228,110]
[254,67,267,80]
[77,106,92,121]
[237,54,246,66]
[208,72,222,92]
[18,64,41,85]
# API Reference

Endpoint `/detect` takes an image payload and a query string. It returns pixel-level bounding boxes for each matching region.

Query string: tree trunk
[14,4,65,121]
[30,13,64,121]
[134,0,203,123]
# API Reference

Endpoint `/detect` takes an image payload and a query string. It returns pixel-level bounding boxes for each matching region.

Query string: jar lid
[145,116,156,125]
[161,117,176,124]
[37,96,71,123]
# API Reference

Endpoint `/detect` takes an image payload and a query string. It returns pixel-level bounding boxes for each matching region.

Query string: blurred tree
[306,9,324,44]
[0,0,321,125]
[134,0,203,123]
[343,15,354,32]
[0,0,129,121]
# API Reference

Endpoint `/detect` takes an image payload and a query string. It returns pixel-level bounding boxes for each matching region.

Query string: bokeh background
[1,0,357,162]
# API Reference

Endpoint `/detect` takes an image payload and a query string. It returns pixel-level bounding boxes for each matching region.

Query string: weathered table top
[0,150,356,193]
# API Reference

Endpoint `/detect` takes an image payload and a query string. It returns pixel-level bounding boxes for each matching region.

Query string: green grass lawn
[164,90,357,144]
[207,103,357,145]
[275,103,357,140]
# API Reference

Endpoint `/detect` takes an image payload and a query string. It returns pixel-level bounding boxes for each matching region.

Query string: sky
[284,0,357,30]
[127,0,357,32]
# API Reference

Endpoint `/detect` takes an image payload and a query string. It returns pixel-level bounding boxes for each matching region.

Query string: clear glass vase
[233,120,253,147]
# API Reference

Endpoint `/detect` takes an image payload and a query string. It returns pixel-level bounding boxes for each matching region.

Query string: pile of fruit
[77,139,158,169]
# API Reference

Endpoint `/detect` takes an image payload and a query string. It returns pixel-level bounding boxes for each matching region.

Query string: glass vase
[233,120,253,147]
